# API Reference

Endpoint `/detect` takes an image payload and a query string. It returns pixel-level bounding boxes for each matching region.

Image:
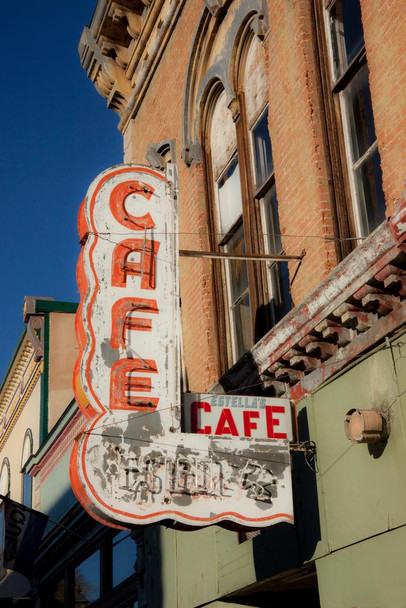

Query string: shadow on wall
[143,526,164,608]
[251,406,321,585]
[292,406,321,562]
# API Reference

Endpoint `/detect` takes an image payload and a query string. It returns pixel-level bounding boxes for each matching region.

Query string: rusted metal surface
[178,249,304,262]
[70,165,294,529]
[344,408,389,444]
[217,199,406,400]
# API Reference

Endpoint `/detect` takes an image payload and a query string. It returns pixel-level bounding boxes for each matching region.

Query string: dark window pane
[344,63,377,162]
[330,0,364,78]
[252,109,274,187]
[225,225,252,357]
[234,290,252,355]
[354,147,386,236]
[41,578,65,607]
[22,474,32,508]
[75,550,100,604]
[113,531,137,587]
[226,225,248,304]
[261,187,291,325]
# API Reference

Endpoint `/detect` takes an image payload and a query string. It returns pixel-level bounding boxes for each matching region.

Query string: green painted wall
[302,331,406,606]
[141,334,406,607]
[144,466,314,606]
[317,526,406,608]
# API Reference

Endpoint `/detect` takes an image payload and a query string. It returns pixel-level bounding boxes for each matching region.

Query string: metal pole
[179,249,305,262]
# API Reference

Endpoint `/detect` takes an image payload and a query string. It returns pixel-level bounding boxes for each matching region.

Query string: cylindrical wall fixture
[344,409,389,444]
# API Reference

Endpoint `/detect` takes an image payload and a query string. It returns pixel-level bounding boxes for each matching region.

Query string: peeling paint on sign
[70,165,293,529]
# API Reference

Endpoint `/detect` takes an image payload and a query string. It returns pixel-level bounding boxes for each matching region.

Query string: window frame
[315,0,385,243]
[21,429,33,508]
[0,458,10,500]
[204,85,288,368]
[41,528,139,607]
[251,107,291,327]
[215,154,252,361]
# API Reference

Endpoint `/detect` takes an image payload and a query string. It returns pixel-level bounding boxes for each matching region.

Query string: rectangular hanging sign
[70,165,294,530]
[183,393,293,441]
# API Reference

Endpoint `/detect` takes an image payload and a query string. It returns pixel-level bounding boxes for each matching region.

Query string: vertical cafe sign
[70,164,293,529]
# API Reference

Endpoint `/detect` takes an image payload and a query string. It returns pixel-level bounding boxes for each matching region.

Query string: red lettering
[215,409,239,436]
[243,410,260,437]
[109,180,155,230]
[191,401,212,434]
[265,406,287,439]
[112,238,160,290]
[110,358,159,411]
[111,298,159,348]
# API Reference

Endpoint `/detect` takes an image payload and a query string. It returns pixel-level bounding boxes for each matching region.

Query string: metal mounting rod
[179,249,305,262]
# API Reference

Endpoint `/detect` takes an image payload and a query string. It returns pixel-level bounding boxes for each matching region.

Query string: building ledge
[79,0,186,130]
[218,189,406,401]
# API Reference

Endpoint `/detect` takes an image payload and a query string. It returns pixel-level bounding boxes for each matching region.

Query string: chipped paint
[217,200,406,401]
[73,418,293,528]
[70,165,294,529]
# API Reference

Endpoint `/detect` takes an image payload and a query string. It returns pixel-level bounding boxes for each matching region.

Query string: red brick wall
[113,0,404,384]
[266,0,338,307]
[123,1,221,391]
[360,0,406,214]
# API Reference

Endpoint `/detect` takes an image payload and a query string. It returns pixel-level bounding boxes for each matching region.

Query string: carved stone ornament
[145,139,176,170]
[203,0,227,18]
[79,1,187,127]
[181,143,202,167]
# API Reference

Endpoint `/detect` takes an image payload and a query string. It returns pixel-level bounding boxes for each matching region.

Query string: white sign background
[70,165,294,529]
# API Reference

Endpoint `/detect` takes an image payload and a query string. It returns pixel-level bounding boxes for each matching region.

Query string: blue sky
[0,2,123,382]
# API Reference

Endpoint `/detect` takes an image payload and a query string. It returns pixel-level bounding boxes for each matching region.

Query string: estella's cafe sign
[70,164,294,529]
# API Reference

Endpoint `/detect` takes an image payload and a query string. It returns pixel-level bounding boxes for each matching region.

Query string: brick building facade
[74,1,406,605]
[1,1,405,606]
[80,0,405,390]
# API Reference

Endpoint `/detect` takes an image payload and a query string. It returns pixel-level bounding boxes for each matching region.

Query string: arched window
[208,87,250,362]
[21,430,33,508]
[205,27,290,364]
[0,458,10,499]
[238,31,291,329]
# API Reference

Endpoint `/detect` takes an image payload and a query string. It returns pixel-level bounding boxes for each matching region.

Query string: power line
[84,229,365,244]
[78,340,401,437]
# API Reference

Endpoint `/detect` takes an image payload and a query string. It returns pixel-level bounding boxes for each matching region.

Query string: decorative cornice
[0,338,35,418]
[23,296,55,362]
[0,361,42,451]
[0,297,65,446]
[79,0,186,128]
[217,191,406,400]
[80,22,132,116]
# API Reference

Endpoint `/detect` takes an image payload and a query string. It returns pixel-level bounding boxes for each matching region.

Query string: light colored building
[0,298,77,510]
